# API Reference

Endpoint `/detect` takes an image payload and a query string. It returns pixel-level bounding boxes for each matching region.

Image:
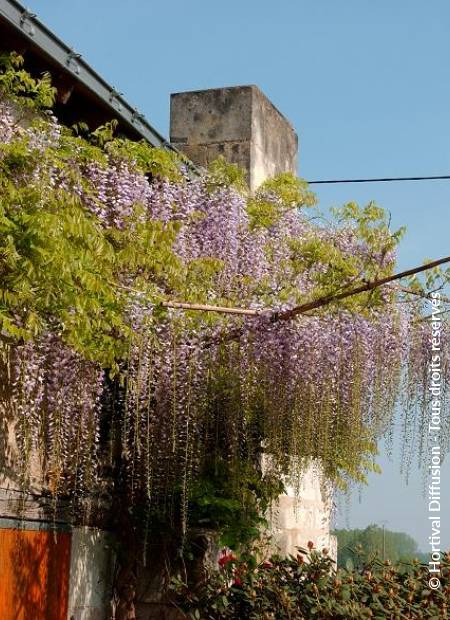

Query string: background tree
[333,525,427,568]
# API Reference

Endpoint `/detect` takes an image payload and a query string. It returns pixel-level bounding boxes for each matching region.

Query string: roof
[0,0,196,174]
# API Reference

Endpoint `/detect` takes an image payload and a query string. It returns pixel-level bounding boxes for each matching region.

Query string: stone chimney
[170,85,336,560]
[170,85,298,190]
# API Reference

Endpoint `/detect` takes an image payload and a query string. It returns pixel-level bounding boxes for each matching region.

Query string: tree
[333,525,424,568]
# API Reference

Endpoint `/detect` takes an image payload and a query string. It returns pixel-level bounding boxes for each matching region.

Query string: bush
[173,545,450,619]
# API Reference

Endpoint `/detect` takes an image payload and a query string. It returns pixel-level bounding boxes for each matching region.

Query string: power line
[307,175,450,185]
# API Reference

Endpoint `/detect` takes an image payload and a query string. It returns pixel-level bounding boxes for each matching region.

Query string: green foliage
[206,156,248,194]
[107,136,184,183]
[325,434,380,491]
[332,201,405,271]
[276,200,406,312]
[260,173,317,208]
[248,173,316,229]
[333,525,423,569]
[406,261,450,300]
[0,56,188,367]
[0,177,119,356]
[246,194,408,315]
[0,127,182,368]
[75,118,186,181]
[0,52,56,109]
[188,458,284,549]
[173,547,450,619]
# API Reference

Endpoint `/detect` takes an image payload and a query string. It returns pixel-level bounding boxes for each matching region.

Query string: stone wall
[267,462,337,560]
[170,85,298,190]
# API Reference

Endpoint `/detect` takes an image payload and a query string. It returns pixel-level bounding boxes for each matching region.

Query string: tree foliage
[333,525,423,568]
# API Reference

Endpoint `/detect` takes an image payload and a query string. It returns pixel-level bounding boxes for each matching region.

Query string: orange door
[0,527,71,620]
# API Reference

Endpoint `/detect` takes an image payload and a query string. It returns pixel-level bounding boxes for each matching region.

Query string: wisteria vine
[0,62,449,533]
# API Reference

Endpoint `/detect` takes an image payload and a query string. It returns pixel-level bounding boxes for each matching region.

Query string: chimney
[170,87,335,561]
[170,85,298,190]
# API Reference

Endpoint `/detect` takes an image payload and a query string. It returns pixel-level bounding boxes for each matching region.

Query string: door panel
[0,527,71,620]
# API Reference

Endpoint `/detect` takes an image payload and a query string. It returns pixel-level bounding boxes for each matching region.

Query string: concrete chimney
[170,85,298,190]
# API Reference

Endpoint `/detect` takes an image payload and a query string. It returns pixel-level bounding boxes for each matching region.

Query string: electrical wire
[307,175,450,185]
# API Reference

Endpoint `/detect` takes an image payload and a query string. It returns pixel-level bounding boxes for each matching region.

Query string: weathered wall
[170,85,297,190]
[68,528,115,620]
[250,86,298,188]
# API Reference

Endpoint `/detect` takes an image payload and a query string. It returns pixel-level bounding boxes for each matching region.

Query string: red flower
[307,540,314,550]
[218,552,237,567]
[262,561,273,569]
[232,577,243,587]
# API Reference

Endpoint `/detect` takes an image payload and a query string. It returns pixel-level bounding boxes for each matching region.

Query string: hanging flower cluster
[4,335,102,497]
[0,64,449,529]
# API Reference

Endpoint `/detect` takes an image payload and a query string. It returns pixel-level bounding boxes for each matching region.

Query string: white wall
[68,527,115,620]
[267,462,337,562]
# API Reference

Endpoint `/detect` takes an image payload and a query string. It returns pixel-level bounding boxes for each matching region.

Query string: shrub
[173,546,450,619]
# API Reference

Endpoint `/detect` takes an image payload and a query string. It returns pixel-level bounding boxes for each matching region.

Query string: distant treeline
[333,524,428,568]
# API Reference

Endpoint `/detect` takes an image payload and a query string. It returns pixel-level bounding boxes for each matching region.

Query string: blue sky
[27,0,450,549]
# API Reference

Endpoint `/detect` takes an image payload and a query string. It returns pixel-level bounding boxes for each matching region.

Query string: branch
[116,255,450,320]
[396,285,450,304]
[273,255,450,322]
[417,309,450,323]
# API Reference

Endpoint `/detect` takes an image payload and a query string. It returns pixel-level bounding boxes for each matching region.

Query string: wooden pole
[161,301,258,316]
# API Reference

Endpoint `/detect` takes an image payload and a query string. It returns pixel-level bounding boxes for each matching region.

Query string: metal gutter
[0,0,198,173]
